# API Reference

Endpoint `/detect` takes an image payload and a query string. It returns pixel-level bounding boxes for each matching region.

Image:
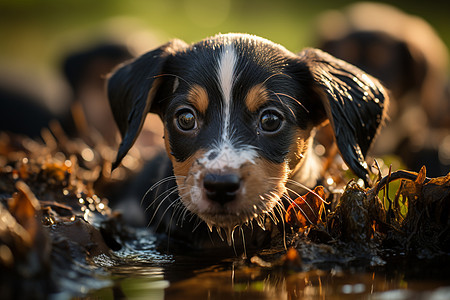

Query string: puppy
[107,33,388,248]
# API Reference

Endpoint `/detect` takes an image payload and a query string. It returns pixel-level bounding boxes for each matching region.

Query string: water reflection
[93,262,450,299]
[89,229,450,300]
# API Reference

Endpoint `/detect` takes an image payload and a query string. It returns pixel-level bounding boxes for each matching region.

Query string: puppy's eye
[176,109,197,131]
[260,110,283,132]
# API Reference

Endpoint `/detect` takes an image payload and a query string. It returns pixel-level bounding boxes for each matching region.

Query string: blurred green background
[1,0,449,67]
[0,0,449,109]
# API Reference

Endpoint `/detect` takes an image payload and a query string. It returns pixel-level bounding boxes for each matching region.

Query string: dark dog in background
[107,33,389,249]
[315,2,450,176]
[62,43,134,145]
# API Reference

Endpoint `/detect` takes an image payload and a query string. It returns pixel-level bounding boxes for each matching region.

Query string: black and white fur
[107,33,388,249]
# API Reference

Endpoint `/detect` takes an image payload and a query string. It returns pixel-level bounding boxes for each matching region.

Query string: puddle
[84,228,450,300]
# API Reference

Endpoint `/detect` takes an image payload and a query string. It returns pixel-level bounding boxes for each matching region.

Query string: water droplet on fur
[256,217,265,230]
[226,227,234,246]
[216,227,224,241]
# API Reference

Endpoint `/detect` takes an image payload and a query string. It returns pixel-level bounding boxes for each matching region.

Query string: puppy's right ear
[107,39,187,169]
[292,48,389,184]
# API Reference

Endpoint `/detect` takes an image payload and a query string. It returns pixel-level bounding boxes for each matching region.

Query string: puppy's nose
[203,173,240,205]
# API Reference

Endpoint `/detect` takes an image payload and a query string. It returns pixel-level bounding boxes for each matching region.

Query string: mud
[1,132,449,299]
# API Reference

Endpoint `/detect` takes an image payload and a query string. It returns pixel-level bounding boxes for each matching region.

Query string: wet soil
[1,132,449,299]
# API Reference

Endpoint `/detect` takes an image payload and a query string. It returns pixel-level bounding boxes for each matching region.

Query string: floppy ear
[107,39,187,169]
[295,48,389,183]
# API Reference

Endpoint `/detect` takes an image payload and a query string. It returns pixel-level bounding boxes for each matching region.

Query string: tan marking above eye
[187,84,209,114]
[245,83,270,112]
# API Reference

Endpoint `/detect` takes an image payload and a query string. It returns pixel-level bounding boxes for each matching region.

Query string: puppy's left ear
[107,39,188,169]
[293,48,389,183]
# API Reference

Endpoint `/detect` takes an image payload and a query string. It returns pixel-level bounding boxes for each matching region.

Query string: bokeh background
[1,0,449,98]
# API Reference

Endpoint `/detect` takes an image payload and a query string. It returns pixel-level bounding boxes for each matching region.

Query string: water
[84,229,450,300]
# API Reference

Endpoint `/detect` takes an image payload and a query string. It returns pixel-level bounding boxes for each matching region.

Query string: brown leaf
[8,181,42,243]
[423,172,450,203]
[2,181,51,269]
[286,186,326,228]
[370,167,450,252]
[400,167,427,207]
[415,166,427,185]
[419,170,450,224]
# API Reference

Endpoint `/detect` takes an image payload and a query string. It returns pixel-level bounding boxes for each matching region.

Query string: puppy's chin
[198,212,253,231]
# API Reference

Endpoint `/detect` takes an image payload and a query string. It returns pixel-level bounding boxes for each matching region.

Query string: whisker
[149,175,185,191]
[274,201,288,249]
[140,175,183,207]
[282,194,314,225]
[206,226,215,245]
[284,187,317,218]
[284,178,330,205]
[180,205,191,227]
[174,191,192,227]
[268,89,296,119]
[144,185,179,210]
[147,186,185,225]
[165,200,186,249]
[273,92,309,114]
[281,193,295,207]
[261,192,280,225]
[168,200,185,231]
[274,200,285,218]
[148,184,187,211]
[188,211,198,223]
[284,178,312,191]
[150,198,180,231]
[153,73,191,86]
[176,205,189,226]
[191,217,204,233]
[285,186,301,199]
[262,72,291,86]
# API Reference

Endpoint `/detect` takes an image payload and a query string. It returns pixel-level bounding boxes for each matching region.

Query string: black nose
[203,173,240,205]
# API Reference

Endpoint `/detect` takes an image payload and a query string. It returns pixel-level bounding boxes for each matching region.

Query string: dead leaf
[8,181,42,244]
[286,186,326,228]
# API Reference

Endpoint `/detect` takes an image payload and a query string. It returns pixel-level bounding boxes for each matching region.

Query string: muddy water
[85,229,450,300]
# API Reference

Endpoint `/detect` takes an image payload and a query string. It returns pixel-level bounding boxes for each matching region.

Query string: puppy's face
[158,39,316,230]
[108,33,388,235]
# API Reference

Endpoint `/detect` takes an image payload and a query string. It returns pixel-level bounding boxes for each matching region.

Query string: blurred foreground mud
[0,130,138,299]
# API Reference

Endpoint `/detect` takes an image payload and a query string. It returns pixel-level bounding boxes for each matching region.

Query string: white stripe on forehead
[217,44,237,142]
[218,44,236,108]
[196,43,257,171]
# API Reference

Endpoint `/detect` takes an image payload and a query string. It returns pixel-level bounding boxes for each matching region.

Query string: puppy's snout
[203,173,241,205]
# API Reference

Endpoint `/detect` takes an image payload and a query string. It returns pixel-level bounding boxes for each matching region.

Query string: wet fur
[107,33,389,249]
